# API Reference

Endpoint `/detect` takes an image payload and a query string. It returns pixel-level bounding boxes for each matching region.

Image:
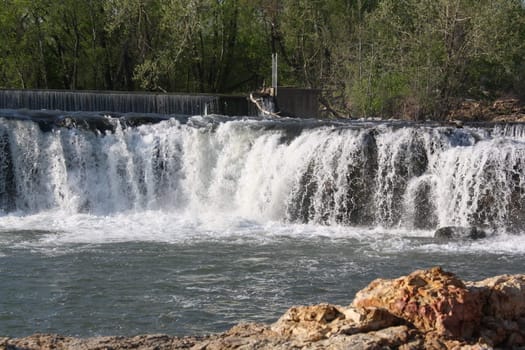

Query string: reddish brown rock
[470,274,525,320]
[271,304,346,341]
[352,266,483,338]
[469,274,525,347]
[310,325,412,350]
[271,303,403,342]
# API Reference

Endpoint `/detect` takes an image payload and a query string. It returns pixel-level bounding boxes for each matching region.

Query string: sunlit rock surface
[352,266,483,338]
[4,267,525,349]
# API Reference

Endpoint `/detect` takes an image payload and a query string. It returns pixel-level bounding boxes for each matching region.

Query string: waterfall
[1,114,524,232]
[0,89,257,116]
[493,123,525,140]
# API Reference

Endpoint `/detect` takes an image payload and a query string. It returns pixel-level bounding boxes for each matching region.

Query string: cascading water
[0,89,259,116]
[1,114,524,232]
[2,110,525,339]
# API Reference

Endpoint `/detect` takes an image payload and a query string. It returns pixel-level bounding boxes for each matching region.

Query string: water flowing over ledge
[1,111,525,341]
[1,112,524,233]
[0,89,257,116]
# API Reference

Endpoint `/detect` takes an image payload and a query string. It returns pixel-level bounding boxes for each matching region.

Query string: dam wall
[0,89,257,116]
[0,88,322,118]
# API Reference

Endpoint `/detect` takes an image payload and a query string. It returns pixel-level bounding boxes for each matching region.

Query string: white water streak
[1,117,524,232]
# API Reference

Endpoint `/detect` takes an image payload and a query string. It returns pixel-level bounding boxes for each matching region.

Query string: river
[1,112,524,337]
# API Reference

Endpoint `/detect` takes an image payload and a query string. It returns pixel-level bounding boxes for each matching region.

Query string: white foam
[2,209,523,256]
[1,117,525,243]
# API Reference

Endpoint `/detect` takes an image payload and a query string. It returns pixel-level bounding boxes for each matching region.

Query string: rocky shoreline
[3,267,525,350]
[446,97,525,123]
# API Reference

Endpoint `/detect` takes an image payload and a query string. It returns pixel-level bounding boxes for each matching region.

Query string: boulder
[470,274,525,320]
[352,266,483,338]
[270,303,403,342]
[434,226,487,240]
[309,325,412,350]
[271,304,347,341]
[469,274,525,347]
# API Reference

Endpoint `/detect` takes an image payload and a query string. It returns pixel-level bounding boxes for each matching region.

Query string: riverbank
[3,267,525,350]
[446,96,525,123]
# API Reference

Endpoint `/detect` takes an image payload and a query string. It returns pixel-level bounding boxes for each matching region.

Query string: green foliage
[0,0,524,118]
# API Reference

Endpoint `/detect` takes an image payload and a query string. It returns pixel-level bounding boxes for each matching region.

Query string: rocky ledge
[446,97,525,122]
[3,267,525,350]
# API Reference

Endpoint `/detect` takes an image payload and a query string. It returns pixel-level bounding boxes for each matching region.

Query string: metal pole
[272,53,278,96]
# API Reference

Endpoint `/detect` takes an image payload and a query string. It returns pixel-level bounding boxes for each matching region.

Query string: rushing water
[1,111,525,337]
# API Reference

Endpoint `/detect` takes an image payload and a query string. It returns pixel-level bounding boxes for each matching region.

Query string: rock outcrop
[434,226,488,240]
[353,267,483,339]
[446,97,525,122]
[3,267,525,350]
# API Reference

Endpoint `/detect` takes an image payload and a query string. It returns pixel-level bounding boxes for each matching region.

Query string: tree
[466,0,525,98]
[0,0,523,120]
[345,0,477,119]
[0,0,51,88]
[103,0,164,90]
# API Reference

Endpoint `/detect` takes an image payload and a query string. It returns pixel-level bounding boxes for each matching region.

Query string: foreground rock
[3,267,525,349]
[353,267,482,339]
